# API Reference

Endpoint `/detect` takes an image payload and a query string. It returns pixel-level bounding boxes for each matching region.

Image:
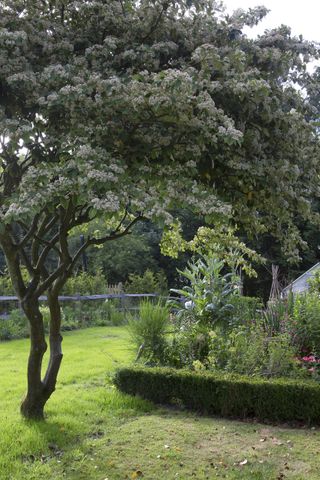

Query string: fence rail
[0,293,166,324]
[0,293,158,302]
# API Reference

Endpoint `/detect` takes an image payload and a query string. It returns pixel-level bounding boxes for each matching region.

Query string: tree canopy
[0,0,320,418]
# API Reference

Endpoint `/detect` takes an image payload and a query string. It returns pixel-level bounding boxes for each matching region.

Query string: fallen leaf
[239,459,248,466]
[272,438,284,446]
[131,470,143,479]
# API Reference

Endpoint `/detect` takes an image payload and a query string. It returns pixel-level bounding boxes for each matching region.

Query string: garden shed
[282,262,320,296]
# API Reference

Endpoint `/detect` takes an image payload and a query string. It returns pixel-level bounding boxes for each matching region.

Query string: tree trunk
[43,292,63,401]
[20,299,48,420]
[20,294,64,420]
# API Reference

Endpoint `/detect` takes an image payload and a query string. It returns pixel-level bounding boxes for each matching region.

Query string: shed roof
[282,262,320,295]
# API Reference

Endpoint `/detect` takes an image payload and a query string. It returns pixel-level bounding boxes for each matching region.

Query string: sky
[223,0,320,42]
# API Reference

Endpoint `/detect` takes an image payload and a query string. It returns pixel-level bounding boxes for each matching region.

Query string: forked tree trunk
[20,299,48,419]
[20,294,63,420]
[0,209,142,419]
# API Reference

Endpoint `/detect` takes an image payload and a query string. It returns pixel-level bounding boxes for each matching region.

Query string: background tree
[0,0,319,418]
[79,213,201,285]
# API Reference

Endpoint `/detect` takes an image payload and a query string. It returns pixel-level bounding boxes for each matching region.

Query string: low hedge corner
[114,366,320,424]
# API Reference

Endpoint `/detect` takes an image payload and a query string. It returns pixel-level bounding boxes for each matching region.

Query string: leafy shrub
[93,300,125,326]
[62,299,125,329]
[308,270,320,293]
[0,275,15,295]
[114,366,320,424]
[60,305,81,331]
[164,324,211,368]
[171,255,239,328]
[40,306,51,331]
[228,296,263,327]
[125,269,168,295]
[127,300,169,363]
[0,268,29,295]
[266,334,300,377]
[0,309,28,340]
[63,270,107,295]
[288,293,320,355]
[208,326,302,378]
[222,327,267,375]
[164,321,302,378]
[0,298,126,342]
[0,320,17,341]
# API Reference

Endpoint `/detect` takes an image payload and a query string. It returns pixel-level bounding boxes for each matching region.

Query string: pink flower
[302,355,316,363]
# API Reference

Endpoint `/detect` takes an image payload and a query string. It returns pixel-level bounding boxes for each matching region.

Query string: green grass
[0,326,320,479]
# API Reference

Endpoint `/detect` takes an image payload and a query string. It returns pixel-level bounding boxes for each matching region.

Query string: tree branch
[31,212,58,266]
[17,214,41,249]
[20,247,36,276]
[141,4,168,42]
[68,214,145,274]
[35,232,60,271]
[34,234,62,258]
[35,263,68,297]
[112,209,128,235]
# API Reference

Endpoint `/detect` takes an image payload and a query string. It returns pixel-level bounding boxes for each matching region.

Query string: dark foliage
[115,366,320,424]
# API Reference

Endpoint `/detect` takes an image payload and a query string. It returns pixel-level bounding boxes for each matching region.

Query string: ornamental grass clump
[127,300,169,364]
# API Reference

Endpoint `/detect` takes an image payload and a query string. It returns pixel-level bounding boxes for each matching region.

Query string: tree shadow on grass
[16,387,154,466]
[22,416,81,450]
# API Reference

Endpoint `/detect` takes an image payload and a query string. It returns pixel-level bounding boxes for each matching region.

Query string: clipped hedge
[114,366,320,424]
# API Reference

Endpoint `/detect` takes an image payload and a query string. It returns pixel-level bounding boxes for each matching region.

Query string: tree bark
[43,292,63,400]
[20,294,64,420]
[20,299,48,420]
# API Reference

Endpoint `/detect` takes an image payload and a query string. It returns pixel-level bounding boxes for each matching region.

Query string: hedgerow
[114,366,320,424]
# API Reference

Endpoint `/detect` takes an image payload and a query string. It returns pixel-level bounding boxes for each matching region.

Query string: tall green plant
[63,270,107,295]
[308,271,320,294]
[171,256,239,327]
[128,301,169,363]
[262,300,288,336]
[289,293,320,355]
[0,268,30,295]
[125,269,168,295]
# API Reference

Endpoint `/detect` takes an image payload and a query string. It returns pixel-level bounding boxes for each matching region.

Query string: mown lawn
[0,326,320,479]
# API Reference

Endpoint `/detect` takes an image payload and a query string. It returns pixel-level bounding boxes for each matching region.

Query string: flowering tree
[0,0,319,418]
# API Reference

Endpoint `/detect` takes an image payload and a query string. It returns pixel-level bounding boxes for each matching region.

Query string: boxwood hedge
[114,366,320,424]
